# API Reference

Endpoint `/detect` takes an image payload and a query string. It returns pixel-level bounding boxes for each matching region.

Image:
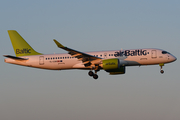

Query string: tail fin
[8,30,42,57]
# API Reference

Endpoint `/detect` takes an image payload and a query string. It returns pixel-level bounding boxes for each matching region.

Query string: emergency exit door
[151,50,157,58]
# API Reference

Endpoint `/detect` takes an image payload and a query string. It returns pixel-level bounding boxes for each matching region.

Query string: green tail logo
[8,30,42,57]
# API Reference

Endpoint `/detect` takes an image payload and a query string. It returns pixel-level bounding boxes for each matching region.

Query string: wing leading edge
[53,40,102,66]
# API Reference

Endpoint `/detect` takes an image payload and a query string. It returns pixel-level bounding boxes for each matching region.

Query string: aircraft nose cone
[171,55,177,62]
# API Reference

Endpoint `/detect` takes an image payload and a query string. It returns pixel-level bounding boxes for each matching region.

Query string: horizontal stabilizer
[3,55,28,60]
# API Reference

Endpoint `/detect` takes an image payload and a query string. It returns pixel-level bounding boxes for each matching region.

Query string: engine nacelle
[102,58,126,75]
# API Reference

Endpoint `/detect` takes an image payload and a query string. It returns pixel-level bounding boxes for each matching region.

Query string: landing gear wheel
[93,74,98,79]
[160,70,164,74]
[88,71,94,76]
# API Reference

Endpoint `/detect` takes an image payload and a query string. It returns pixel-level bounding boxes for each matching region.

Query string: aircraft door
[39,56,44,65]
[151,50,157,58]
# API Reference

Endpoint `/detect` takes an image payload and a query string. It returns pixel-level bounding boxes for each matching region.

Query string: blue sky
[0,0,180,120]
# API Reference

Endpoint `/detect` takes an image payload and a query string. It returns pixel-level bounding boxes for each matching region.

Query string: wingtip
[7,30,16,32]
[53,39,65,48]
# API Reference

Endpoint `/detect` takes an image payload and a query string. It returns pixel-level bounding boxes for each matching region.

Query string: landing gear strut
[159,63,164,74]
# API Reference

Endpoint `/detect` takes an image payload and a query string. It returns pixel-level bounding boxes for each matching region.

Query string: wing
[53,40,102,66]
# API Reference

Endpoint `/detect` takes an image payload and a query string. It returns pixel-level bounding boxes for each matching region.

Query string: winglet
[53,39,65,48]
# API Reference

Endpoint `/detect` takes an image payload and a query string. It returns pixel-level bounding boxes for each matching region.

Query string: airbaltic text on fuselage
[114,49,148,57]
[16,48,31,54]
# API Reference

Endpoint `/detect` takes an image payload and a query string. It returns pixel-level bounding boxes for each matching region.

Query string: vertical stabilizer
[8,30,42,57]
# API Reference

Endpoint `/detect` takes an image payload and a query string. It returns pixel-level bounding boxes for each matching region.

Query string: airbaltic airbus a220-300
[4,30,177,79]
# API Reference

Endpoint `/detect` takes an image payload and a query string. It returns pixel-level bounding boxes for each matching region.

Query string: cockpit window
[162,51,170,54]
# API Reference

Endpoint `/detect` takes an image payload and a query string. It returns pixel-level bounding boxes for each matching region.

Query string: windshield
[162,51,170,54]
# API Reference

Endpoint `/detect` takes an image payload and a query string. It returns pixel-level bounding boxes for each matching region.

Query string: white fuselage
[4,48,176,70]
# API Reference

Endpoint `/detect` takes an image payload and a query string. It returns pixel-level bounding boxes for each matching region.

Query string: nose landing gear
[159,63,164,74]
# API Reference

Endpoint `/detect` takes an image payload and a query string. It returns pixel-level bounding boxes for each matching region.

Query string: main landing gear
[159,63,164,74]
[88,65,100,79]
[88,71,98,79]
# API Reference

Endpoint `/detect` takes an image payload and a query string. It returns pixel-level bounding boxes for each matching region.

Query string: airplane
[4,30,177,79]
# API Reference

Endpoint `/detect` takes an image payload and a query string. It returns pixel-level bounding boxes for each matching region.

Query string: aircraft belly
[125,56,168,66]
[38,60,80,70]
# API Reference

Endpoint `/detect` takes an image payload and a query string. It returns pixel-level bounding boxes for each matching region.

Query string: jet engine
[102,58,126,75]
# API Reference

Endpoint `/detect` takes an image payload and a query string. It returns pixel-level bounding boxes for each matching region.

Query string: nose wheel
[160,70,164,74]
[159,63,164,74]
